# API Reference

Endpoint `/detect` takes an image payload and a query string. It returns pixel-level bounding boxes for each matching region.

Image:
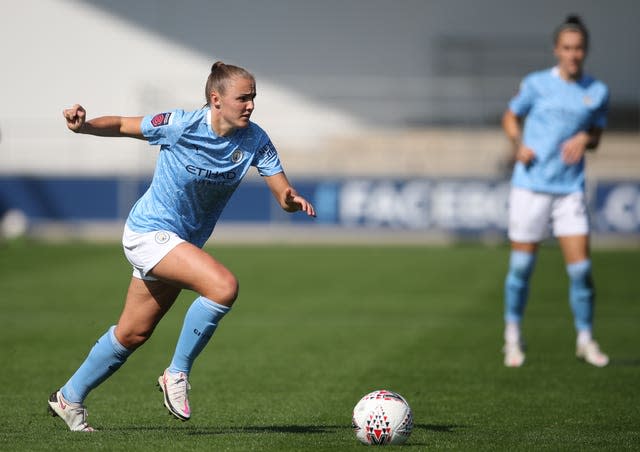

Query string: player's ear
[210,91,222,109]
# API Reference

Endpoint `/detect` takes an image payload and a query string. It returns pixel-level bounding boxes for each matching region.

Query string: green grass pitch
[0,241,639,450]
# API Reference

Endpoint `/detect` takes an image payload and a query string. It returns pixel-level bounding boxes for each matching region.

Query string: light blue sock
[169,297,230,375]
[504,250,536,323]
[566,259,594,331]
[61,326,132,404]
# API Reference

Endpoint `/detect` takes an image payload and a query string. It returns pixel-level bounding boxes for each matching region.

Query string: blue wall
[1,176,639,236]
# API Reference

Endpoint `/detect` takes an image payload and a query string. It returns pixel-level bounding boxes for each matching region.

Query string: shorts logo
[231,149,244,163]
[155,231,170,244]
[151,112,172,127]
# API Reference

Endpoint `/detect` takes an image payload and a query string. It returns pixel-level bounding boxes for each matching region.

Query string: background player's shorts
[122,225,185,280]
[508,187,589,243]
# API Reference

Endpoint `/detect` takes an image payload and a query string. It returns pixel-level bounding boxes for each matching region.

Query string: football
[352,390,414,446]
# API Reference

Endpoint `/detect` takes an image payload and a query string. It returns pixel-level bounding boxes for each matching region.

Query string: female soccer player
[48,61,316,431]
[501,16,609,368]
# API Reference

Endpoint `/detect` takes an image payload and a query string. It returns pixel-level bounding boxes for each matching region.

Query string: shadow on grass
[110,422,465,436]
[188,425,345,435]
[110,425,345,434]
[609,358,640,367]
[415,423,463,433]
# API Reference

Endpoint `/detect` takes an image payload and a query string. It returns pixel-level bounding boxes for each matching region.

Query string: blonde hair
[204,61,255,105]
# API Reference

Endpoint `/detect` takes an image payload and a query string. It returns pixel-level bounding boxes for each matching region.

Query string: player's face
[214,76,256,131]
[554,30,586,80]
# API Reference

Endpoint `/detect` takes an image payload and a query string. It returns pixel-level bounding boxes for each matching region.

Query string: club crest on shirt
[231,149,244,163]
[151,112,172,127]
[583,96,593,106]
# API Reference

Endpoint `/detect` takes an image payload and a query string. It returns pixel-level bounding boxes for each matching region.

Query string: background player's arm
[264,172,316,217]
[63,104,145,140]
[502,109,535,165]
[561,127,603,164]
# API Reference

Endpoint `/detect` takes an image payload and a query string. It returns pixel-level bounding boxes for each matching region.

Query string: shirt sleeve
[508,75,537,117]
[591,86,609,129]
[140,109,186,147]
[252,132,284,177]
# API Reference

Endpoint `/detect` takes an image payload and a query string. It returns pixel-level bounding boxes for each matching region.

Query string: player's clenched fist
[63,104,86,132]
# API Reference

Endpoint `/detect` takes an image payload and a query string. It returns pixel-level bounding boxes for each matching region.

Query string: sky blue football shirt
[509,67,609,194]
[126,108,283,247]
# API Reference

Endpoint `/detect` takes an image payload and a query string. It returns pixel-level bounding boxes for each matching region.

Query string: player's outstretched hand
[284,188,316,217]
[63,104,86,132]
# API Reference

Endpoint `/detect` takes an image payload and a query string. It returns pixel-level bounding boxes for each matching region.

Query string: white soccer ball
[352,389,413,446]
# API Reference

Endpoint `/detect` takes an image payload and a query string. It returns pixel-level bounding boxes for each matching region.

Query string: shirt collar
[551,65,587,84]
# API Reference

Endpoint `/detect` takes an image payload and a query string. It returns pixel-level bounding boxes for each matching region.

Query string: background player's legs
[502,241,537,367]
[558,235,593,338]
[504,242,538,344]
[558,234,608,366]
[505,188,550,347]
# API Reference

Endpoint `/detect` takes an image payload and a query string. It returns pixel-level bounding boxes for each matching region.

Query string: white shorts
[122,225,185,280]
[508,187,589,243]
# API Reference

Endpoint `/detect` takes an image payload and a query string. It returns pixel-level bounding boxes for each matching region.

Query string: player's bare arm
[264,172,316,217]
[502,109,536,165]
[561,127,603,164]
[63,104,145,139]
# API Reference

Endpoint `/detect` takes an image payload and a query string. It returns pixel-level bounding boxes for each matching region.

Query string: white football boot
[503,342,525,367]
[158,369,191,421]
[47,390,95,432]
[576,340,609,367]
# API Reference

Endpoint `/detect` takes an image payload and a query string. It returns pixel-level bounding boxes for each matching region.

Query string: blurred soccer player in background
[48,61,316,431]
[501,15,609,368]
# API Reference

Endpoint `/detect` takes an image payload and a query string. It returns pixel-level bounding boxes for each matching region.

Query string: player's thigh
[149,242,238,303]
[552,193,590,264]
[508,187,553,243]
[551,191,589,238]
[116,277,181,349]
[557,234,590,264]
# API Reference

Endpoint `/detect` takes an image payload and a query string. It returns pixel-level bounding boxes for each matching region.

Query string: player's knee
[208,272,239,306]
[117,327,154,350]
[222,274,239,305]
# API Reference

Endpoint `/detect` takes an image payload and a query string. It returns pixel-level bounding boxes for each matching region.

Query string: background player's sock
[504,250,536,325]
[567,259,594,332]
[577,329,593,346]
[504,321,521,345]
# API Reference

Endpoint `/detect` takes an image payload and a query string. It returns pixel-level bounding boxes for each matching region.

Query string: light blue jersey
[126,108,283,247]
[509,67,609,194]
